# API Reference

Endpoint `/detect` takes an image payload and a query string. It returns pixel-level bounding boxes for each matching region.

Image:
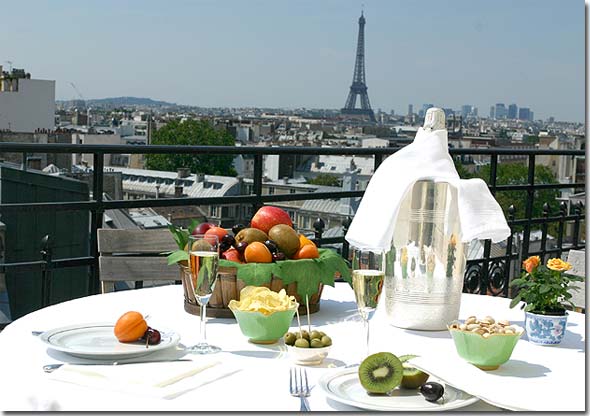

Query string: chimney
[177,167,190,178]
[282,177,289,184]
[27,157,42,171]
[174,184,183,198]
[196,173,205,183]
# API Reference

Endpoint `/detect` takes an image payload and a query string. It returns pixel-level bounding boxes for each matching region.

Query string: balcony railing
[0,142,585,323]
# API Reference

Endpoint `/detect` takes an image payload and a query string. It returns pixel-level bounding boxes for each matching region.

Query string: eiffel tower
[341,12,376,122]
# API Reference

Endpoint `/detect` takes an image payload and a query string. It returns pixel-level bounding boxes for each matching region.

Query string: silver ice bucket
[384,179,466,330]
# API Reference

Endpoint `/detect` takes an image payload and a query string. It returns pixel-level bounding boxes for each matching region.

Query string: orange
[244,241,273,263]
[114,311,148,342]
[293,243,319,260]
[299,234,315,247]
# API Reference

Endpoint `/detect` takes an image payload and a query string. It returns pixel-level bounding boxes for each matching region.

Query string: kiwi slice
[399,354,430,389]
[358,352,403,394]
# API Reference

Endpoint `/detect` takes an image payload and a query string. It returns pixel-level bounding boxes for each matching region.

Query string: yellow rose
[522,256,541,274]
[546,258,572,272]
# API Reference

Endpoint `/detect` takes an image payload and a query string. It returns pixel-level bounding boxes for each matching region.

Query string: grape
[232,224,246,235]
[222,234,235,246]
[420,382,444,402]
[272,252,286,262]
[235,241,249,255]
[144,328,161,345]
[264,240,278,253]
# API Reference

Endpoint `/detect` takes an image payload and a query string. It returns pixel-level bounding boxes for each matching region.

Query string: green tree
[307,174,341,187]
[474,163,559,231]
[145,119,237,176]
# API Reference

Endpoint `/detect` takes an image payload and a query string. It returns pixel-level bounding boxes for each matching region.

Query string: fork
[290,367,311,412]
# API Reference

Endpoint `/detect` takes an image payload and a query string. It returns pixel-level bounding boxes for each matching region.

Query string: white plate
[40,323,180,359]
[319,368,479,411]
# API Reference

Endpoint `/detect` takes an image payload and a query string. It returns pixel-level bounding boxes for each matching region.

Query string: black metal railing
[0,142,585,320]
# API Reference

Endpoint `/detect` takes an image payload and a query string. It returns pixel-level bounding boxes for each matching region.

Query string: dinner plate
[319,368,479,411]
[39,323,180,359]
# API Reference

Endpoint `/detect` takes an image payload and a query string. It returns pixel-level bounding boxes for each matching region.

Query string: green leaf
[539,284,551,294]
[524,303,535,312]
[218,248,350,298]
[167,250,189,265]
[509,278,525,287]
[509,295,522,309]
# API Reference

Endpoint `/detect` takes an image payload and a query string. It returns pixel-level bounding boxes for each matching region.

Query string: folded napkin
[409,354,584,411]
[346,127,510,251]
[49,359,241,400]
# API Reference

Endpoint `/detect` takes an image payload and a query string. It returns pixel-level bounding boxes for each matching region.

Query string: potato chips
[228,286,298,315]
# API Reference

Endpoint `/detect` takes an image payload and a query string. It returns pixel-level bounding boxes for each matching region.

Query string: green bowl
[230,308,296,344]
[448,325,524,370]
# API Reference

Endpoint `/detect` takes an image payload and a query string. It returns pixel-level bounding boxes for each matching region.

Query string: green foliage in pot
[509,256,583,315]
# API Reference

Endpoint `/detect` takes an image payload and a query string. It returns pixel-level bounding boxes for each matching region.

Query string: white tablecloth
[0,283,585,411]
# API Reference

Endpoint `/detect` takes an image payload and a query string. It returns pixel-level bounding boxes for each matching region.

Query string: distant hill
[57,96,177,108]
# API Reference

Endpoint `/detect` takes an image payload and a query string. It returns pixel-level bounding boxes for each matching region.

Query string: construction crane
[69,82,86,109]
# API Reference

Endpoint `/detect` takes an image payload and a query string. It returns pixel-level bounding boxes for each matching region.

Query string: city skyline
[1,0,584,122]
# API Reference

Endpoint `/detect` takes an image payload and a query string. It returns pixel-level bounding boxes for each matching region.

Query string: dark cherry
[420,382,444,402]
[232,224,246,235]
[264,239,278,253]
[235,241,249,255]
[272,252,286,262]
[219,242,232,253]
[222,234,235,246]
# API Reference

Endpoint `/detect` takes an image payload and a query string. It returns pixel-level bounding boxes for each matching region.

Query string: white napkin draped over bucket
[48,359,241,400]
[345,127,510,251]
[409,354,584,411]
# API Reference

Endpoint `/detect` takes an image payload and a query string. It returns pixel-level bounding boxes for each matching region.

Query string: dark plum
[264,239,278,253]
[231,224,246,235]
[419,382,444,402]
[235,241,249,255]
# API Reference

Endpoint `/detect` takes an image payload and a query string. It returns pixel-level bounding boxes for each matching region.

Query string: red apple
[250,206,293,234]
[192,222,214,235]
[204,226,229,242]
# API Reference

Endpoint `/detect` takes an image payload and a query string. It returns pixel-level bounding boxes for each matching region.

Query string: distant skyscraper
[341,11,375,122]
[461,105,472,118]
[472,107,478,117]
[408,104,413,116]
[508,104,518,119]
[530,111,534,121]
[518,107,531,121]
[495,103,507,119]
[490,106,495,119]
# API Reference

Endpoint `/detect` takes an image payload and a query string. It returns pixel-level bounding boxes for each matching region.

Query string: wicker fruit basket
[180,248,349,318]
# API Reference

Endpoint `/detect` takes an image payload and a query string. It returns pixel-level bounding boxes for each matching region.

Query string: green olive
[284,332,296,346]
[297,330,310,341]
[294,338,310,348]
[321,335,332,346]
[310,338,324,348]
[310,330,322,340]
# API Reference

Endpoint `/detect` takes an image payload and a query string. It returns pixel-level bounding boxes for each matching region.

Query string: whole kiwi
[358,352,404,394]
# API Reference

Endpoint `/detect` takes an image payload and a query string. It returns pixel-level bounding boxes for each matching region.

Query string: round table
[0,283,584,411]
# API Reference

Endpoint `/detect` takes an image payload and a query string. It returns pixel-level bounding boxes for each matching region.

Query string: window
[268,187,275,195]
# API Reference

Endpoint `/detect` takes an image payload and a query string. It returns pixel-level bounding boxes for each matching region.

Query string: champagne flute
[187,234,221,354]
[352,248,385,359]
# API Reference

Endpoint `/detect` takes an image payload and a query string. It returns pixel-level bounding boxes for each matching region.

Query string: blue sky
[1,0,584,121]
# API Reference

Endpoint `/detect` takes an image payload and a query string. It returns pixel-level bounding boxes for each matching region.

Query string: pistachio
[498,320,511,327]
[465,316,477,325]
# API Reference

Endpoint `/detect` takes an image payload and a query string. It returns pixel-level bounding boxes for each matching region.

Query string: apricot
[114,311,148,342]
[244,241,273,263]
[299,234,315,247]
[293,243,319,260]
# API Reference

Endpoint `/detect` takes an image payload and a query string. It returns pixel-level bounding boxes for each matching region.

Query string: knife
[43,358,193,373]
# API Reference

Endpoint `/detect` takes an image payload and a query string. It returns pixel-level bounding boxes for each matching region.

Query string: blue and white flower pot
[525,311,568,345]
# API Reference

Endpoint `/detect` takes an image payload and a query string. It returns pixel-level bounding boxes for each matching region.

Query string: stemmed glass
[351,247,385,359]
[186,234,221,354]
